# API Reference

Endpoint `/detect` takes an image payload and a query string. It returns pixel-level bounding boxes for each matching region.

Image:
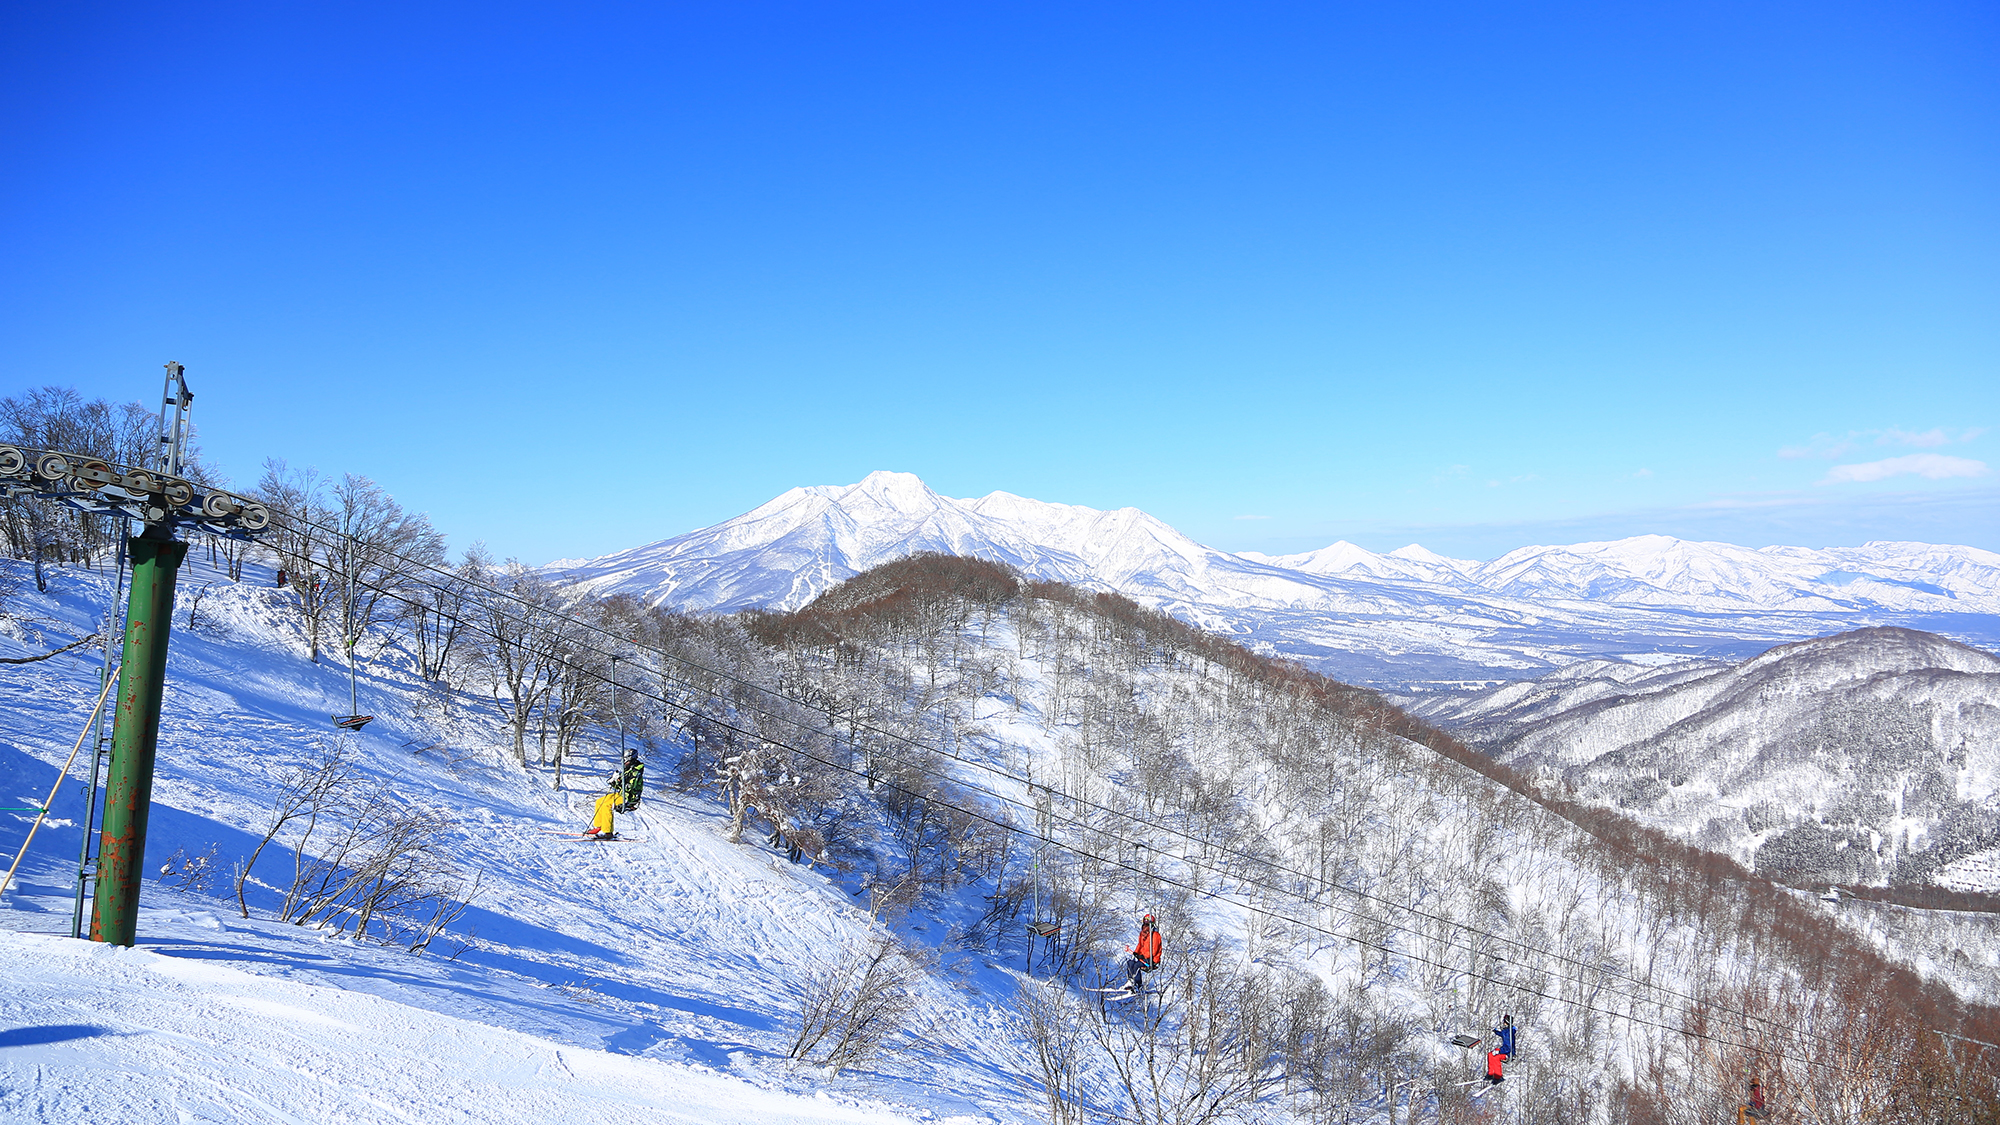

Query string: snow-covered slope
[1417,628,2000,892]
[553,473,2000,686]
[0,928,920,1125]
[0,559,1011,1124]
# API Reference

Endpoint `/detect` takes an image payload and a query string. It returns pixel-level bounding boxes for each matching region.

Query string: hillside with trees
[6,429,1998,1122]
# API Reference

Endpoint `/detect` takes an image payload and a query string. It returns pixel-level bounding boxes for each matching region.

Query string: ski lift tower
[0,363,272,946]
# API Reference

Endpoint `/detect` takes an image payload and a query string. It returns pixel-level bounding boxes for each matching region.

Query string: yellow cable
[1,669,120,898]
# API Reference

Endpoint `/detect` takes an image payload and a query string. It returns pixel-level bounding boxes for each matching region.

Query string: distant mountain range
[1404,627,2000,894]
[552,471,2000,685]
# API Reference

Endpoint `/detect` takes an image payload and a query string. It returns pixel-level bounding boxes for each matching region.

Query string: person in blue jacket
[1493,1014,1517,1059]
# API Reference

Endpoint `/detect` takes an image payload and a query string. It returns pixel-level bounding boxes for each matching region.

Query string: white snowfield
[0,928,918,1125]
[551,471,2000,685]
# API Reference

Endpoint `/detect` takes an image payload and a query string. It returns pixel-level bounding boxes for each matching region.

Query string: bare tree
[326,473,446,668]
[1017,978,1094,1125]
[478,561,583,768]
[787,933,927,1075]
[236,738,359,917]
[0,386,161,588]
[405,544,486,682]
[255,460,338,662]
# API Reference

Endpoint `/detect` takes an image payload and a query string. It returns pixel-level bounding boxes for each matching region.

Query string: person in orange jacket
[1121,914,1162,994]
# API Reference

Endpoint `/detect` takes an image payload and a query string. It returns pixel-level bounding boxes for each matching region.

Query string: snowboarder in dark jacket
[1493,1014,1516,1059]
[617,753,645,812]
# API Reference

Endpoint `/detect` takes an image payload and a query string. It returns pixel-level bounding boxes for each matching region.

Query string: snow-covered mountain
[554,472,2000,687]
[554,470,1339,614]
[1409,628,2000,893]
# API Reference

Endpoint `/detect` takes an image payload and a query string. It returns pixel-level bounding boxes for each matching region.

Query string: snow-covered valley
[1404,628,2000,900]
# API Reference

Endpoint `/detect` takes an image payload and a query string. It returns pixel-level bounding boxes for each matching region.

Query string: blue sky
[4,1,1995,563]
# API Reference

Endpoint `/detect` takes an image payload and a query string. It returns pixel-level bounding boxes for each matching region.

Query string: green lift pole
[90,529,188,946]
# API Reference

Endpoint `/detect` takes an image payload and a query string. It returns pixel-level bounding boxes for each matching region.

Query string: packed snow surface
[552,472,2000,685]
[0,928,923,1125]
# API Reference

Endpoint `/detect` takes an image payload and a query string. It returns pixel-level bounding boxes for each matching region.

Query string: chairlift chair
[332,714,374,731]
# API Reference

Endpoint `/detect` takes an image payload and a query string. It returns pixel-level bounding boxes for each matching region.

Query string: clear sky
[4,1,1995,563]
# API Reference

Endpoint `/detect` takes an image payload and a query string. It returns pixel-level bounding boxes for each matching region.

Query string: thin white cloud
[1687,495,1801,510]
[1779,433,1856,460]
[1820,454,1990,485]
[1785,426,1986,460]
[1879,427,1951,448]
[1233,514,1270,521]
[1632,468,1654,479]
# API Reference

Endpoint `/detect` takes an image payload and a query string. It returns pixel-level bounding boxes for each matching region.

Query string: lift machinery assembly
[0,364,272,945]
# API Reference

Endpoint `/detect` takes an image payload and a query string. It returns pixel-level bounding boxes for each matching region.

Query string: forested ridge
[718,554,2000,1123]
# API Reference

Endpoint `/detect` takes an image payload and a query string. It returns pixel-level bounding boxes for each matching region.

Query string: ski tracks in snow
[0,930,924,1125]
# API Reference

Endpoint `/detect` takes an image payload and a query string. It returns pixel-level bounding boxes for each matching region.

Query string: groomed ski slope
[0,928,918,1125]
[0,556,1029,1123]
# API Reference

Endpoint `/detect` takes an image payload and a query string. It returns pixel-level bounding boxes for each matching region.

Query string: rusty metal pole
[89,530,187,946]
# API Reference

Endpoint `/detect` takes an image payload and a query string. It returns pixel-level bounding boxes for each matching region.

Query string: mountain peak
[840,470,941,511]
[1388,543,1472,567]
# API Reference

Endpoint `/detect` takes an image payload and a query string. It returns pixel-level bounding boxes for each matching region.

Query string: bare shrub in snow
[237,737,360,918]
[236,736,479,952]
[158,843,221,894]
[786,933,926,1075]
[1016,977,1091,1125]
[1088,940,1286,1125]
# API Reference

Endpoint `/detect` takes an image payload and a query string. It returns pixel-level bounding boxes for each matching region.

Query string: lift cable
[310,559,1861,1078]
[259,504,1846,1048]
[268,521,1852,1057]
[265,513,1829,1045]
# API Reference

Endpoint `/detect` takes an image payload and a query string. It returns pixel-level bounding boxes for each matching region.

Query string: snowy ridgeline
[1404,628,2000,907]
[552,471,2000,686]
[3,552,1996,1123]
